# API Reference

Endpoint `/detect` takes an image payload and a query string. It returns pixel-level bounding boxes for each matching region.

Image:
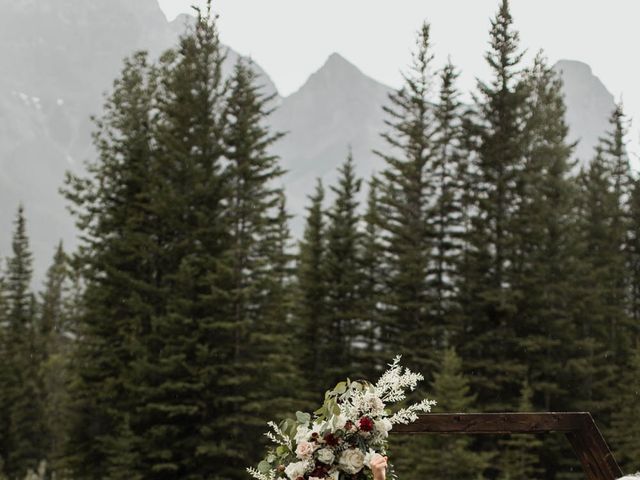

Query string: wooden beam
[392,412,585,434]
[565,413,623,480]
[390,412,622,480]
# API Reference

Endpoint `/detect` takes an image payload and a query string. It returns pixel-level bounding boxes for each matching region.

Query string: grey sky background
[157,0,639,160]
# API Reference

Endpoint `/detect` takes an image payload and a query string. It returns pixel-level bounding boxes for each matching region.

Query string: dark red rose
[358,416,374,432]
[323,432,340,446]
[310,464,329,478]
[295,476,305,480]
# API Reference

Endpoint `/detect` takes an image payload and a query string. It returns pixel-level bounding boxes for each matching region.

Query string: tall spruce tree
[458,0,529,411]
[359,178,386,379]
[628,178,640,340]
[3,206,47,478]
[430,60,468,345]
[62,49,160,479]
[296,179,328,401]
[375,21,437,373]
[322,153,364,385]
[375,23,439,480]
[131,5,231,478]
[38,242,74,473]
[572,105,632,430]
[609,346,640,472]
[0,250,8,477]
[511,53,579,412]
[504,53,587,480]
[219,58,303,476]
[415,348,493,480]
[497,380,543,480]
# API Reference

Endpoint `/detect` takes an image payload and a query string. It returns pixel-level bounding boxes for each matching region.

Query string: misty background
[0,0,624,282]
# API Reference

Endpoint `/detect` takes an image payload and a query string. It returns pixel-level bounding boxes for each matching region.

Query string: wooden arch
[391,412,623,480]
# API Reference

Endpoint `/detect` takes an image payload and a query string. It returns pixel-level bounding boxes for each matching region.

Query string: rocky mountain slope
[0,0,616,281]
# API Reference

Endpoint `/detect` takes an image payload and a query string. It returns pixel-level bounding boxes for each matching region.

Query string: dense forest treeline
[0,1,639,479]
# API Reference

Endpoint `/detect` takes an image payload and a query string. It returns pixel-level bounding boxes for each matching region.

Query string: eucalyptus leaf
[296,411,311,424]
[258,461,271,473]
[334,381,347,394]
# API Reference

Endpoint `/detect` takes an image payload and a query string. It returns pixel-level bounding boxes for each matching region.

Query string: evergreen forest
[1,1,639,479]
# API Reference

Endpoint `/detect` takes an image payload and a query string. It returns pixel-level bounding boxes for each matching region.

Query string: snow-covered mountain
[0,0,616,281]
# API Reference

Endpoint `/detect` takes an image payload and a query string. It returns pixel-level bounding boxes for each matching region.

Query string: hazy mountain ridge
[0,0,616,281]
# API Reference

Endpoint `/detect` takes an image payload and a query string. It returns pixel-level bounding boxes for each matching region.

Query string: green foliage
[5,1,640,479]
[405,348,493,480]
[1,207,48,478]
[322,153,365,385]
[375,21,437,373]
[62,48,161,479]
[610,346,640,472]
[458,0,531,411]
[359,178,386,379]
[497,381,543,479]
[295,179,328,399]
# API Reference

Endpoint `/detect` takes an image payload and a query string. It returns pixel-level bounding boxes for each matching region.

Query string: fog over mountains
[0,0,616,281]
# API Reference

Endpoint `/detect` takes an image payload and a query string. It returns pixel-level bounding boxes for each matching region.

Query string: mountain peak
[552,59,615,166]
[554,59,593,77]
[319,52,362,76]
[289,52,384,99]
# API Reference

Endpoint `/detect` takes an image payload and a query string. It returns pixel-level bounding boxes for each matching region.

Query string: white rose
[374,418,393,438]
[284,461,309,480]
[295,440,317,460]
[338,448,365,474]
[317,447,335,464]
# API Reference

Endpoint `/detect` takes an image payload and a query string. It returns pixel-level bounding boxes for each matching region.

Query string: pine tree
[217,58,303,476]
[628,178,640,341]
[497,380,543,480]
[0,248,9,477]
[296,179,328,400]
[375,23,439,480]
[598,105,633,365]
[3,206,47,478]
[509,53,580,413]
[130,5,231,478]
[38,242,74,473]
[429,60,468,344]
[572,105,632,430]
[359,178,386,379]
[322,152,364,385]
[413,348,493,480]
[609,346,640,472]
[375,21,437,373]
[458,0,529,411]
[62,50,161,479]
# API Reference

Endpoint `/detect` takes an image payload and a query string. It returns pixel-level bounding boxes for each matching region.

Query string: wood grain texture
[390,412,622,480]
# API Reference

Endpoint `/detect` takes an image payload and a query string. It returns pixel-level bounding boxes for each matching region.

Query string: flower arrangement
[247,355,436,480]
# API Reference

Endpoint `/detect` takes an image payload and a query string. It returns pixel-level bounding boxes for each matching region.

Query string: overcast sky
[157,0,639,156]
